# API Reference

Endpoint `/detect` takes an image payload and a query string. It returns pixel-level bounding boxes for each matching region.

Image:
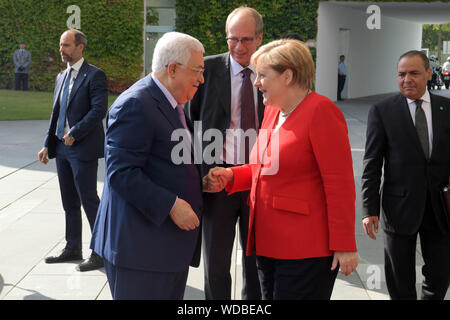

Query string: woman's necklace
[281,89,311,118]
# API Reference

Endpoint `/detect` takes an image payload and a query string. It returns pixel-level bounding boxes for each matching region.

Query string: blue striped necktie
[56,68,73,139]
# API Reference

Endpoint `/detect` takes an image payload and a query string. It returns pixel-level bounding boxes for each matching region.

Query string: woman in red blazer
[204,39,358,299]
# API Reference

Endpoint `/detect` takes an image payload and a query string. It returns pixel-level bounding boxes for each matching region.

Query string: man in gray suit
[13,41,31,90]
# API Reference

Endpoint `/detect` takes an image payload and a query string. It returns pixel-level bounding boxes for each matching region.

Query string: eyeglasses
[226,36,256,45]
[166,62,204,76]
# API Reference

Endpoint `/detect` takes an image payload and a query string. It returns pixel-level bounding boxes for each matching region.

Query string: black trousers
[256,255,339,300]
[14,73,28,90]
[202,189,261,300]
[384,195,450,300]
[337,75,346,100]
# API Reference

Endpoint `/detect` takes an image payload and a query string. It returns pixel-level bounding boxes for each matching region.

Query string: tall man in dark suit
[90,32,206,300]
[38,29,108,272]
[187,6,264,300]
[362,50,450,300]
[13,41,31,90]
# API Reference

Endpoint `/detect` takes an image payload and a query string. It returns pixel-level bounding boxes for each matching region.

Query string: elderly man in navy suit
[90,32,207,300]
[38,29,108,272]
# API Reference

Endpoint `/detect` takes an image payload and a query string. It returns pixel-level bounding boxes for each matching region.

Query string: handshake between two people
[202,167,234,193]
[169,167,233,231]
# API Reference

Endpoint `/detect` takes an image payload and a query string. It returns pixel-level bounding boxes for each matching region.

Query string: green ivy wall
[175,0,319,57]
[0,0,143,93]
[1,0,447,93]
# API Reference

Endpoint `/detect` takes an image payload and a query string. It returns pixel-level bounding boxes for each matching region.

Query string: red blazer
[226,91,357,259]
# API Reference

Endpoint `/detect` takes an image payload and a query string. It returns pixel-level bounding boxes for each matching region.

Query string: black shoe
[76,252,104,272]
[45,248,82,264]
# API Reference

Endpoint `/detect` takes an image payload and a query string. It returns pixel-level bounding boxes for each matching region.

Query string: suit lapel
[255,107,278,163]
[148,77,183,131]
[67,60,88,108]
[257,91,264,126]
[148,77,200,172]
[53,71,66,110]
[430,94,442,160]
[218,53,231,119]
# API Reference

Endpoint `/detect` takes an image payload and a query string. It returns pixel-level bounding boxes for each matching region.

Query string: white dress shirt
[406,90,433,157]
[223,55,259,164]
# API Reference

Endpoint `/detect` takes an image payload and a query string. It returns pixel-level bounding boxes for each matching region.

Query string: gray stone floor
[0,90,449,300]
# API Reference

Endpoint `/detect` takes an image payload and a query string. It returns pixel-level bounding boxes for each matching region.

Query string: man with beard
[38,29,108,272]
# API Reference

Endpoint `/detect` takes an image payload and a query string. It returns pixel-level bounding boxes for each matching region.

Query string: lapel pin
[440,106,444,110]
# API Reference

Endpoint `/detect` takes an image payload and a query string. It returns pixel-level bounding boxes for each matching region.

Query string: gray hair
[152,32,204,73]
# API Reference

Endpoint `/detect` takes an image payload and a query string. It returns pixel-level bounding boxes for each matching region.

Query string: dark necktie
[240,68,256,163]
[176,104,191,145]
[414,99,429,159]
[56,68,73,139]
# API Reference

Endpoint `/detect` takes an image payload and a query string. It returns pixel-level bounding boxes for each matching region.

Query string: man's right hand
[169,198,200,231]
[362,216,379,240]
[203,167,234,193]
[38,147,49,164]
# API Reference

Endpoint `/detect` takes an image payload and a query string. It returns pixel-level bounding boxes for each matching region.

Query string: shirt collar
[406,89,430,105]
[151,74,178,109]
[229,54,255,77]
[67,57,84,73]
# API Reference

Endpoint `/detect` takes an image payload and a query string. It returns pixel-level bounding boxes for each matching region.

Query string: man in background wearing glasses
[187,6,264,300]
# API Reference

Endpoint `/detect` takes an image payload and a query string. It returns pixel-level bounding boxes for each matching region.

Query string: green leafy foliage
[422,23,450,52]
[0,0,143,93]
[175,0,319,57]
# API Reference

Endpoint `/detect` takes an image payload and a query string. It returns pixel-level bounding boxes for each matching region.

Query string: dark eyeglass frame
[226,36,257,45]
[165,62,205,76]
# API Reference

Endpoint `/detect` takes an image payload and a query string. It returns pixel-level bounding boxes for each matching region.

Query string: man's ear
[78,43,85,53]
[167,62,178,77]
[426,68,432,81]
[256,33,263,47]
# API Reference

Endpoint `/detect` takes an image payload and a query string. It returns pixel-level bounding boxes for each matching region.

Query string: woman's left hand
[331,251,358,276]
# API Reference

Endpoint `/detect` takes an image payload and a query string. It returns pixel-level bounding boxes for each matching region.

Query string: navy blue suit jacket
[91,75,203,272]
[44,60,108,160]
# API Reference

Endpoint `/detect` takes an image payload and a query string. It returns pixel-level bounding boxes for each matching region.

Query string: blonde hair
[251,39,314,90]
[225,6,263,36]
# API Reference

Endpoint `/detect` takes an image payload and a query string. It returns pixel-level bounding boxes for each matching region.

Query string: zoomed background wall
[0,0,144,93]
[316,2,422,100]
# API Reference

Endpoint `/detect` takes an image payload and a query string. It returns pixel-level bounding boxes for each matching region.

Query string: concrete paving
[0,90,449,300]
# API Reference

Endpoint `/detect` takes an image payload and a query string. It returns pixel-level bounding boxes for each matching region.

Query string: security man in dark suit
[38,29,108,272]
[13,41,31,90]
[187,6,264,300]
[362,50,450,300]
